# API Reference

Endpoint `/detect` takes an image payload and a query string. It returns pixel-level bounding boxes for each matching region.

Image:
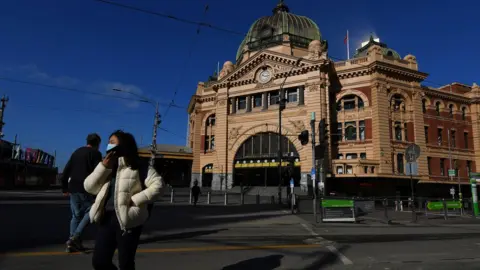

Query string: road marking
[1,244,322,258]
[300,223,353,265]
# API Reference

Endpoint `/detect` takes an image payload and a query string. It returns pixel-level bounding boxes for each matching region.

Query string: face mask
[106,144,117,152]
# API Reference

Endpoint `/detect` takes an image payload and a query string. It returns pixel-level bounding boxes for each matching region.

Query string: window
[238,97,247,110]
[269,92,279,105]
[397,153,404,174]
[467,161,472,176]
[344,122,356,141]
[450,130,456,148]
[454,159,459,176]
[286,89,297,103]
[404,123,408,141]
[336,102,342,111]
[253,94,262,108]
[337,123,343,141]
[424,126,429,143]
[204,135,210,151]
[346,165,353,174]
[437,128,443,146]
[343,98,355,110]
[422,99,427,113]
[358,98,364,109]
[210,135,215,150]
[440,158,445,176]
[462,107,466,120]
[346,153,358,160]
[427,157,432,175]
[207,114,216,126]
[464,132,469,149]
[337,154,344,160]
[336,166,344,174]
[449,104,454,117]
[435,102,441,116]
[392,95,404,111]
[360,153,367,159]
[395,122,402,141]
[364,166,368,174]
[359,120,365,140]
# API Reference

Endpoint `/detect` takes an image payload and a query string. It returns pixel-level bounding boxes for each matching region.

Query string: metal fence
[295,195,477,223]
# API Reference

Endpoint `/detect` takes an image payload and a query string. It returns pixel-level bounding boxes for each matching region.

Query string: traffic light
[279,98,287,111]
[298,130,309,145]
[319,119,328,142]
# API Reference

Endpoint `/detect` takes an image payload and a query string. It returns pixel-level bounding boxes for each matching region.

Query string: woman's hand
[102,151,115,168]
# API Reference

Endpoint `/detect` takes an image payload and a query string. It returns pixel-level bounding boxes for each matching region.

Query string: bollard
[383,198,389,221]
[170,189,175,204]
[207,191,211,205]
[270,195,275,204]
[400,200,404,212]
[395,200,398,211]
[240,192,245,205]
[256,194,260,204]
[224,192,228,206]
[442,198,448,220]
[189,190,192,205]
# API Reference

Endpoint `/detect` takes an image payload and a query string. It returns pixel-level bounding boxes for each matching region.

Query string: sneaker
[68,237,85,251]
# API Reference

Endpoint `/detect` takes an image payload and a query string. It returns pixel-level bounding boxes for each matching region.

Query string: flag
[344,34,348,45]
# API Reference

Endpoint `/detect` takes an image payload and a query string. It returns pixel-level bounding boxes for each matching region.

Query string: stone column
[263,93,268,110]
[231,97,237,114]
[371,83,393,174]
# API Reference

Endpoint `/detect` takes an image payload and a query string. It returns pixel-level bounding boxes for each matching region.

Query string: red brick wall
[200,135,205,151]
[365,119,372,140]
[407,122,415,142]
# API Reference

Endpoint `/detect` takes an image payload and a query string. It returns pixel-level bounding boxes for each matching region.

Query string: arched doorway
[202,164,213,187]
[233,132,300,187]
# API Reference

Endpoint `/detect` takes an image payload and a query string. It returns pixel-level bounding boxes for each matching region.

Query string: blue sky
[0,0,478,171]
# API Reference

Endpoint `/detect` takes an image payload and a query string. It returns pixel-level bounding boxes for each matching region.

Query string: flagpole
[347,30,350,60]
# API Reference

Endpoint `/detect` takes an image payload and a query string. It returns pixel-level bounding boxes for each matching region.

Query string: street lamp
[112,88,161,166]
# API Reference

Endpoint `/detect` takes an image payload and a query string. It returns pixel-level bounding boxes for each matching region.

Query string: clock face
[258,69,272,83]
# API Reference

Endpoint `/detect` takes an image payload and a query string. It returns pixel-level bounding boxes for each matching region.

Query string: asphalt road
[2,200,480,269]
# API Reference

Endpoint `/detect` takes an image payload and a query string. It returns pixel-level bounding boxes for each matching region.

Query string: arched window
[206,114,216,126]
[344,122,357,141]
[338,94,364,111]
[448,104,454,118]
[422,99,427,113]
[435,102,441,116]
[391,94,405,112]
[462,107,467,120]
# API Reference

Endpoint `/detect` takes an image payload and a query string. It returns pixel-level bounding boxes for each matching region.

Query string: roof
[236,1,321,62]
[354,35,401,60]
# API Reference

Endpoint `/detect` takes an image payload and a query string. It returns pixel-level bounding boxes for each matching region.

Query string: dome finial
[273,0,289,14]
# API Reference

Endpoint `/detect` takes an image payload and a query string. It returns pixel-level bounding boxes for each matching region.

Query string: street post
[405,143,420,222]
[310,112,317,221]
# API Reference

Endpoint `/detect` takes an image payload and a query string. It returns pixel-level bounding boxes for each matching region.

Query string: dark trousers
[193,194,199,206]
[92,211,143,270]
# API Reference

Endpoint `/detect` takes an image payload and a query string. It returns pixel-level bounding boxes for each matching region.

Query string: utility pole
[0,95,9,139]
[150,101,161,166]
[448,129,453,184]
[310,112,317,219]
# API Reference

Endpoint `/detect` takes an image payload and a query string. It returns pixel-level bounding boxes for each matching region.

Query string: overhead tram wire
[163,3,210,120]
[95,0,244,36]
[95,0,459,91]
[0,76,185,108]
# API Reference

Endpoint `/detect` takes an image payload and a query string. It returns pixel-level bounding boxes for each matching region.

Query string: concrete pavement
[3,200,480,269]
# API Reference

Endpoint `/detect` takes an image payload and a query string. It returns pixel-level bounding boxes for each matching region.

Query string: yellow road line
[2,244,321,258]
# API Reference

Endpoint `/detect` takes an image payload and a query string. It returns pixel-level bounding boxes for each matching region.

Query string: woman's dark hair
[109,130,140,171]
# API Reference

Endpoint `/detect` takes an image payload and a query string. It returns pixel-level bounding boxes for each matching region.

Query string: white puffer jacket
[84,157,164,231]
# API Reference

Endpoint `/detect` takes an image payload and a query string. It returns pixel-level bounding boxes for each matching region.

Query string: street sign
[290,179,294,188]
[450,187,455,196]
[427,201,461,210]
[311,168,316,182]
[405,144,421,162]
[448,169,456,177]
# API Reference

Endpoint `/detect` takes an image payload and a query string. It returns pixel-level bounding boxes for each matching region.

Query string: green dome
[236,1,321,62]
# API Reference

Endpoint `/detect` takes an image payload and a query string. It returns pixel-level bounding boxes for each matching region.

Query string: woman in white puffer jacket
[84,130,164,270]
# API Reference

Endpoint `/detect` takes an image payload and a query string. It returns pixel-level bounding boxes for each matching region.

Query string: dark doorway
[202,164,213,187]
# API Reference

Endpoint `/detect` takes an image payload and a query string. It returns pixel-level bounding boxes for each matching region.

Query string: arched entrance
[233,132,300,187]
[202,164,213,187]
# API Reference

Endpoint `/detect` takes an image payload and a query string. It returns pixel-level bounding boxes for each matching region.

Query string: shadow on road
[221,254,284,270]
[0,203,285,253]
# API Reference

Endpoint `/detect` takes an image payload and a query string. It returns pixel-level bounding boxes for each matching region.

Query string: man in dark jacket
[61,133,102,252]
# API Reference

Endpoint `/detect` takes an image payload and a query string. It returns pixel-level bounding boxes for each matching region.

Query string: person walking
[84,130,164,270]
[191,180,201,206]
[61,133,102,252]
